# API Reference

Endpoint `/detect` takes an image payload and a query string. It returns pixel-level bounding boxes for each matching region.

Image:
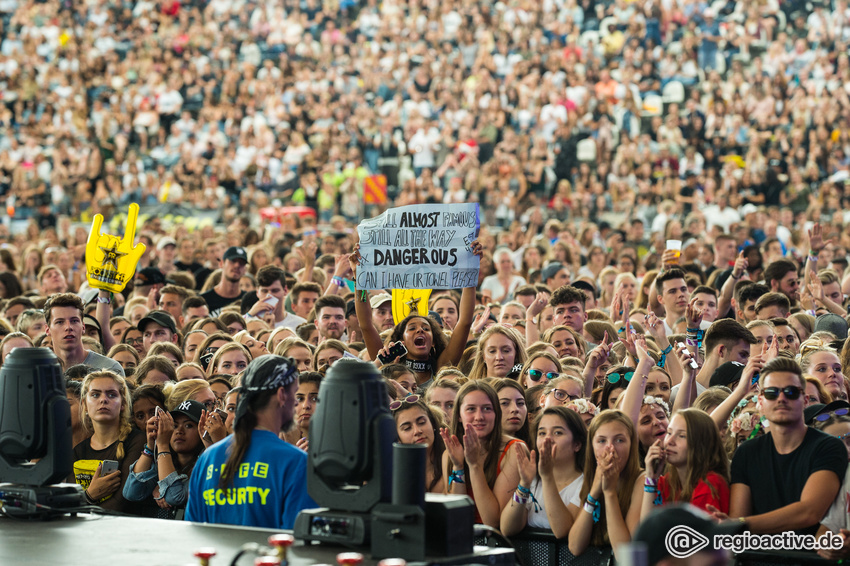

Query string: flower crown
[726,393,759,430]
[730,411,768,436]
[642,395,670,416]
[567,398,598,416]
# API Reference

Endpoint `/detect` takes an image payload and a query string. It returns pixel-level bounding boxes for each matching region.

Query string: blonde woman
[207,342,252,377]
[73,370,145,514]
[274,337,314,372]
[468,325,528,380]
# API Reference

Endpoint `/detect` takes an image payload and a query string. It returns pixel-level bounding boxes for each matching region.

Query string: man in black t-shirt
[708,357,847,535]
[201,246,247,316]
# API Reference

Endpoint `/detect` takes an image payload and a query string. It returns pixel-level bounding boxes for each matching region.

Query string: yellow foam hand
[85,203,146,293]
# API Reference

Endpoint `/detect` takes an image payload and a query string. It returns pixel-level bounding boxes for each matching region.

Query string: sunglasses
[815,407,850,422]
[389,394,420,411]
[549,389,579,402]
[761,386,803,401]
[527,368,559,382]
[607,371,634,384]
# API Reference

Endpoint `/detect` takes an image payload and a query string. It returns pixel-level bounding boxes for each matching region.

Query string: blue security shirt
[185,430,316,529]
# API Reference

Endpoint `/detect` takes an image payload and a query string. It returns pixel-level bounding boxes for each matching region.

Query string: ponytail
[219,389,275,490]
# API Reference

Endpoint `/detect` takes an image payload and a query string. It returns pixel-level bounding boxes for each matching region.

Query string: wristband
[448,469,465,487]
[332,276,344,287]
[686,337,697,347]
[84,489,96,504]
[582,501,596,515]
[643,484,658,493]
[686,328,700,333]
[645,476,658,487]
[96,295,111,304]
[658,344,672,368]
[513,491,530,505]
[809,249,820,257]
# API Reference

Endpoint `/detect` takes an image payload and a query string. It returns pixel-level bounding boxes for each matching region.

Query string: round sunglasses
[606,371,634,384]
[527,368,560,382]
[815,407,850,422]
[389,394,420,411]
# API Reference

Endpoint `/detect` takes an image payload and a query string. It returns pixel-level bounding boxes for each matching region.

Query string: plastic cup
[666,240,682,258]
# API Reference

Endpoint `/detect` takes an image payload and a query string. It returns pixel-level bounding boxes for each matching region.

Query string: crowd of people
[4,0,850,563]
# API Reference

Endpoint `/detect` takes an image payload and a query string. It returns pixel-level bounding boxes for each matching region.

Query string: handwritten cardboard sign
[356,203,480,290]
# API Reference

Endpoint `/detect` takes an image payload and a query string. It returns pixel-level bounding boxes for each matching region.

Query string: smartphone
[751,372,760,386]
[677,342,699,369]
[378,342,408,364]
[154,406,163,418]
[101,460,119,475]
[200,351,214,371]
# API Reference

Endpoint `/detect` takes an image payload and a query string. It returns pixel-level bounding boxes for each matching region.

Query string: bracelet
[809,249,820,257]
[585,495,601,523]
[513,491,530,505]
[658,344,672,368]
[96,296,111,304]
[731,272,742,280]
[84,489,96,504]
[448,469,465,487]
[516,484,532,496]
[643,485,657,493]
[645,476,658,487]
[582,501,596,515]
[332,276,344,287]
[157,451,173,458]
[142,446,154,457]
[686,328,700,333]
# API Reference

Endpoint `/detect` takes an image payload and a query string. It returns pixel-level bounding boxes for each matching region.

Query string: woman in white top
[481,248,526,304]
[501,406,586,538]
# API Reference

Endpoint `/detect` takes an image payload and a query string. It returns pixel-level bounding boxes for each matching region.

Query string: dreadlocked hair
[219,388,277,490]
[80,370,133,460]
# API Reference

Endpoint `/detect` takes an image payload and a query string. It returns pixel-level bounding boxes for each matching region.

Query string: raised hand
[808,222,831,255]
[440,427,465,470]
[333,253,352,278]
[471,304,492,334]
[685,297,703,330]
[731,251,748,279]
[514,442,537,488]
[85,203,146,293]
[537,436,557,479]
[644,439,666,480]
[463,423,486,468]
[586,331,611,371]
[155,408,175,452]
[527,291,548,318]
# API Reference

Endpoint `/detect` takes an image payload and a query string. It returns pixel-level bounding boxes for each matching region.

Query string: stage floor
[0,514,513,566]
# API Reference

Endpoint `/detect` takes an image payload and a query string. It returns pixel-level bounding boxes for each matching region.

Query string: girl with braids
[185,356,316,528]
[642,409,730,518]
[440,380,521,527]
[351,242,481,388]
[72,370,146,514]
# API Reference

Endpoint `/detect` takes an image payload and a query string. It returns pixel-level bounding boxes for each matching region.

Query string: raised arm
[437,241,482,368]
[718,252,747,318]
[350,246,384,360]
[709,345,766,430]
[620,336,655,426]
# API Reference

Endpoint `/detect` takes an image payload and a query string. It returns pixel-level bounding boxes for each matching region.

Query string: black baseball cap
[541,262,566,282]
[134,267,166,286]
[709,361,745,388]
[345,299,357,318]
[170,399,205,424]
[804,400,850,426]
[138,310,178,334]
[223,247,248,263]
[633,504,745,565]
